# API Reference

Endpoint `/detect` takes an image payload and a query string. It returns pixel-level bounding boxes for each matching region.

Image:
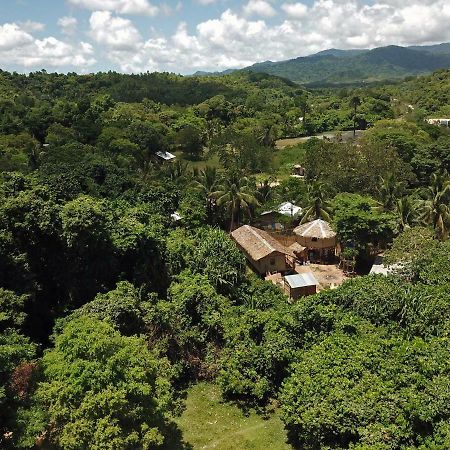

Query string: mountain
[194,43,450,86]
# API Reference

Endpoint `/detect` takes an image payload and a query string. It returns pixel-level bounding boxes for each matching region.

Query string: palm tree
[350,95,361,137]
[211,171,259,232]
[422,170,450,240]
[298,181,332,224]
[191,166,220,223]
[255,177,276,204]
[378,174,406,211]
[395,196,422,232]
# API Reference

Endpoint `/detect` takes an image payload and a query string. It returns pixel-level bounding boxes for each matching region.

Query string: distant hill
[194,43,450,86]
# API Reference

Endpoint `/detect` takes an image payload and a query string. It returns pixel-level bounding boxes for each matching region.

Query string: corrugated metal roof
[156,151,176,160]
[284,272,318,288]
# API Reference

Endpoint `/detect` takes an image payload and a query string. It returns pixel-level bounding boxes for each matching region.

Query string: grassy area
[174,150,222,170]
[170,382,292,450]
[273,144,307,178]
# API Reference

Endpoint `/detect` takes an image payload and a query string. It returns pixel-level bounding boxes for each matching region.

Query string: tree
[298,181,332,224]
[377,173,406,211]
[212,171,259,232]
[332,193,397,258]
[19,317,172,450]
[190,227,245,296]
[191,166,220,224]
[422,170,450,240]
[349,95,361,137]
[176,126,203,159]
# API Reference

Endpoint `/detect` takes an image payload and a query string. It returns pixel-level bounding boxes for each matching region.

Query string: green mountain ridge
[194,43,450,86]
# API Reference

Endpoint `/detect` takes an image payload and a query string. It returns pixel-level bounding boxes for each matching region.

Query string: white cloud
[3,0,450,74]
[0,22,96,70]
[196,0,217,4]
[58,16,78,36]
[89,11,142,51]
[0,23,34,51]
[68,0,158,16]
[281,2,308,19]
[243,0,277,17]
[18,20,46,32]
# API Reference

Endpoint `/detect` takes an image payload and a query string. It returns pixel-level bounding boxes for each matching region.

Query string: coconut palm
[378,174,406,211]
[422,170,450,240]
[298,181,332,224]
[255,177,276,204]
[211,171,259,232]
[191,166,220,223]
[395,196,423,232]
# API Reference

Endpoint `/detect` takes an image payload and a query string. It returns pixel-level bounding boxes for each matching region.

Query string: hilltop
[194,43,450,86]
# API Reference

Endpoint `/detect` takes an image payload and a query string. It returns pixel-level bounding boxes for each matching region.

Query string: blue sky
[0,0,449,74]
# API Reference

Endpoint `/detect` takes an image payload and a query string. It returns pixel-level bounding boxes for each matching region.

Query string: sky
[0,0,449,74]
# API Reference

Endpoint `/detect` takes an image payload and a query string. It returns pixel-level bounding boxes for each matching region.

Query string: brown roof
[293,219,336,239]
[289,242,307,253]
[231,225,295,261]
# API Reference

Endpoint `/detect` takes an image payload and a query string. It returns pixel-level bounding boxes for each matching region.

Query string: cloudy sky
[0,0,449,74]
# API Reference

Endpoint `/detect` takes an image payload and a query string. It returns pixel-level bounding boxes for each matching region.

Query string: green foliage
[332,193,397,255]
[19,317,171,449]
[190,227,245,296]
[281,320,450,449]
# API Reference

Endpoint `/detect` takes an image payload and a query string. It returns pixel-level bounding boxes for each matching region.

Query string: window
[270,258,276,265]
[312,237,318,242]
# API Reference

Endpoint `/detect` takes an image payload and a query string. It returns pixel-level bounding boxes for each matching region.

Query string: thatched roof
[293,219,336,239]
[231,225,294,261]
[289,242,307,253]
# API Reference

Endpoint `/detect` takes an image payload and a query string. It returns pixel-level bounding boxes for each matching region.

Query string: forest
[1,66,450,449]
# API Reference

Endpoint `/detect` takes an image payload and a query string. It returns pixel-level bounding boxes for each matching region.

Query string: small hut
[293,219,337,262]
[231,225,295,275]
[289,242,307,264]
[260,202,302,229]
[284,272,318,300]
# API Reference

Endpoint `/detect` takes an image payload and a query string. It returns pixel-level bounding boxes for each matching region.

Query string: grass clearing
[273,144,307,178]
[171,382,292,450]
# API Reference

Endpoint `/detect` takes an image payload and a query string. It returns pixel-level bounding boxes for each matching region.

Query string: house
[426,118,450,127]
[260,202,303,229]
[155,151,176,162]
[293,219,337,262]
[231,225,296,275]
[369,255,402,276]
[289,242,307,263]
[284,272,318,300]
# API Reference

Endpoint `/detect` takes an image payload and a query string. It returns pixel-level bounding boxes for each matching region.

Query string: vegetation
[0,65,449,449]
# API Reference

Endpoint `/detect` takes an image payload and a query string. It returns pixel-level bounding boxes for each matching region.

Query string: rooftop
[293,219,336,239]
[261,201,302,218]
[285,272,318,288]
[231,225,294,261]
[156,151,176,161]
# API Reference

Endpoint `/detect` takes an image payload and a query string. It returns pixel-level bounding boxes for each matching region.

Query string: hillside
[247,46,450,85]
[195,43,450,86]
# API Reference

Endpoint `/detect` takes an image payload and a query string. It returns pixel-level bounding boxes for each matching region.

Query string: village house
[231,225,296,275]
[260,202,303,230]
[426,118,450,127]
[284,272,319,300]
[293,219,337,262]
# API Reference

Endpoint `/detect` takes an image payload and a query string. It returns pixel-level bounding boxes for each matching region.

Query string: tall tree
[350,95,361,137]
[299,181,332,224]
[422,170,450,240]
[191,166,220,223]
[211,171,259,232]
